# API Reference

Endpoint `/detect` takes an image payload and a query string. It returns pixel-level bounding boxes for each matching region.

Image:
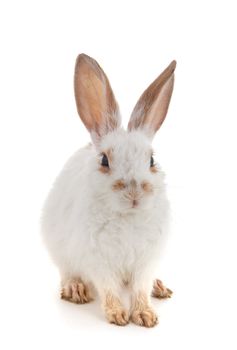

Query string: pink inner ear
[145,74,175,132]
[74,54,120,140]
[74,56,106,133]
[128,60,176,135]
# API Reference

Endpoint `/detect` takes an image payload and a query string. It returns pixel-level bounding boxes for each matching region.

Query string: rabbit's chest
[91,213,161,271]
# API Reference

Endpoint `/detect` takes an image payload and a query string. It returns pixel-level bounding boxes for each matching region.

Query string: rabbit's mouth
[110,194,153,215]
[123,193,142,210]
[110,178,155,213]
[132,199,139,208]
[123,195,152,212]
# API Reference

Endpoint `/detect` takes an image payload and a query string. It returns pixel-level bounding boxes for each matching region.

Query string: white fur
[41,128,170,298]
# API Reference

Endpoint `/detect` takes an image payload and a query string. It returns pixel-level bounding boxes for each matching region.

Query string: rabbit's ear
[74,54,120,143]
[128,60,176,137]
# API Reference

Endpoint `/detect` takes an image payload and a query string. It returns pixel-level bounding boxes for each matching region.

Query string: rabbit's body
[42,130,169,289]
[41,54,176,327]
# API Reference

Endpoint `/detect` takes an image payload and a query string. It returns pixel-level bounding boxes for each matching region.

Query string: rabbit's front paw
[152,279,173,299]
[106,308,129,326]
[131,291,158,327]
[131,307,158,327]
[103,292,129,326]
[61,278,93,304]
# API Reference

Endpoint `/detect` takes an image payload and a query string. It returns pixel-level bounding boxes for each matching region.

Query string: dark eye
[150,156,154,167]
[101,154,109,167]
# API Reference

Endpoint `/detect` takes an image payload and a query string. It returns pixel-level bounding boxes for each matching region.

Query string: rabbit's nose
[128,179,139,197]
[130,179,137,188]
[128,179,138,193]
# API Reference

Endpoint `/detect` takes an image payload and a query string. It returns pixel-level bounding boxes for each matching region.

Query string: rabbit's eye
[150,156,154,167]
[101,154,109,167]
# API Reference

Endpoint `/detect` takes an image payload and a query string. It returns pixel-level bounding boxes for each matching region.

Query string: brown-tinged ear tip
[75,53,100,69]
[75,53,102,76]
[76,53,92,64]
[169,60,177,72]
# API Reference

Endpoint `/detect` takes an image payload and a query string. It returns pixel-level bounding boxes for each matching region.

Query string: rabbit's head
[74,54,176,213]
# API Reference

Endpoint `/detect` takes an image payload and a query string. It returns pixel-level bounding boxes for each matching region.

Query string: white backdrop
[0,0,236,349]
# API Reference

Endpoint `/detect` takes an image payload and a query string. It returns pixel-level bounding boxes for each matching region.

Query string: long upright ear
[128,60,176,137]
[74,54,120,143]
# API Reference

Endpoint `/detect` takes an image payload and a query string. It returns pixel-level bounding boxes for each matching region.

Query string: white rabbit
[41,54,176,327]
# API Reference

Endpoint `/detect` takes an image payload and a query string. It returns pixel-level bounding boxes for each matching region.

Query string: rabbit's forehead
[99,129,153,179]
[113,142,151,161]
[100,129,152,158]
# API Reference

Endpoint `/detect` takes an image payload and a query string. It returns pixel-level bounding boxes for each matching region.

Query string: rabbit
[41,53,176,327]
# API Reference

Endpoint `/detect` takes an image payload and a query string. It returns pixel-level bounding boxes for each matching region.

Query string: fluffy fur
[41,54,176,327]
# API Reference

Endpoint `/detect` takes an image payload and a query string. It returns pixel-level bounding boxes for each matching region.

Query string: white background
[0,0,237,349]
